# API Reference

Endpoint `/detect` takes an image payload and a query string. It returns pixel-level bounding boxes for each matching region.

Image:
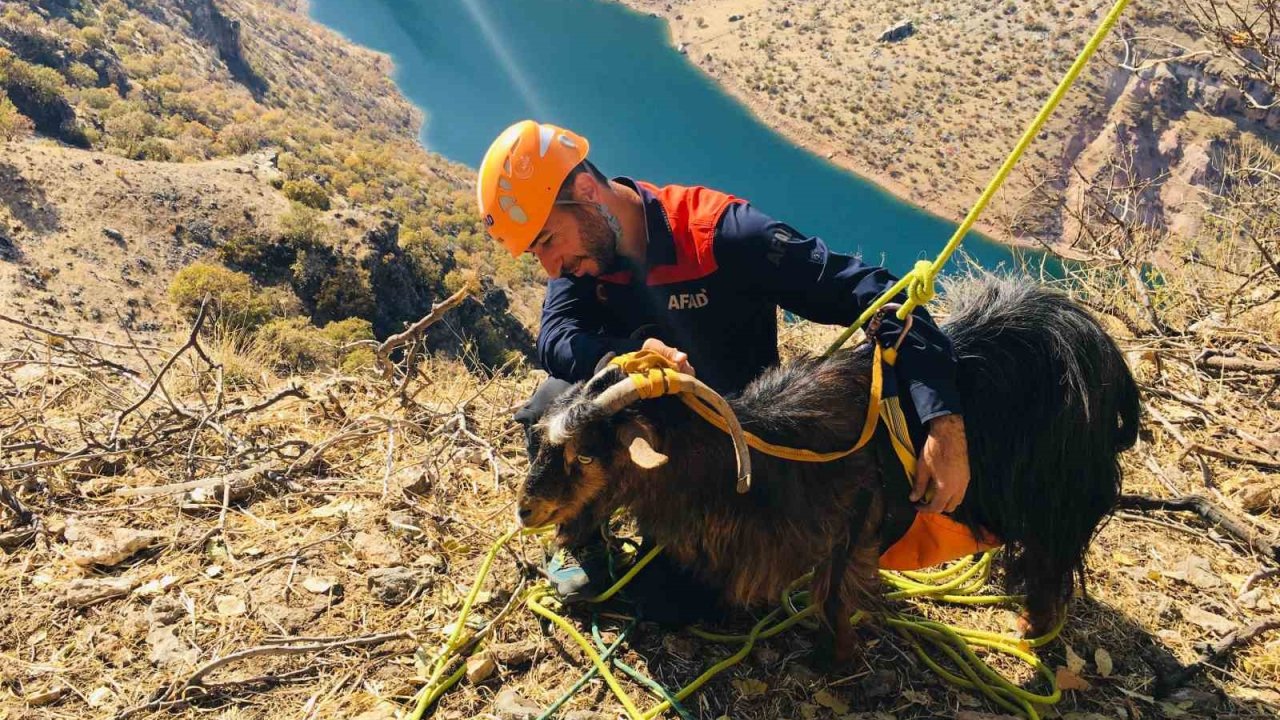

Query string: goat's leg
[812,532,857,667]
[812,489,879,667]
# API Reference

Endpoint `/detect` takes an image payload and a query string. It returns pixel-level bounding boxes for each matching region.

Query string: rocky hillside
[619,0,1280,255]
[0,0,537,368]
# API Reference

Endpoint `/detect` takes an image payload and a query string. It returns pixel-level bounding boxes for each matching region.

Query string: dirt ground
[1,303,1276,720]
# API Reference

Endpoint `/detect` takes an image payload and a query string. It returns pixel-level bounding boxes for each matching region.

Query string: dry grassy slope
[618,0,1280,250]
[216,0,420,137]
[0,138,290,344]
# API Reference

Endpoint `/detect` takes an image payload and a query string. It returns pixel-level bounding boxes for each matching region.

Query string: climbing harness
[413,0,1132,716]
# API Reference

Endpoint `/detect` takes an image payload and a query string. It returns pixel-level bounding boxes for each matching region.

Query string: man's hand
[641,338,695,376]
[911,414,970,513]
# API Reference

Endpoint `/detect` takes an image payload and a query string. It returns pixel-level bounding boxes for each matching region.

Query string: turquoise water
[308,0,1013,269]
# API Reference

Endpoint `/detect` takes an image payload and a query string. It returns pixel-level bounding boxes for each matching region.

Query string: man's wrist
[927,413,965,435]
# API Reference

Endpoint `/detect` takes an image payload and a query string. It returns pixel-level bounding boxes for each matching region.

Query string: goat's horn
[592,376,645,416]
[677,374,753,494]
[591,369,753,494]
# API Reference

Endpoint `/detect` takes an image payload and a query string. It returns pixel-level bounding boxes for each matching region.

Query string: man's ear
[617,417,668,470]
[594,352,617,375]
[574,169,599,202]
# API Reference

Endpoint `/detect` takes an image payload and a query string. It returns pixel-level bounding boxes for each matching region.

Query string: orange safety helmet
[477,120,591,258]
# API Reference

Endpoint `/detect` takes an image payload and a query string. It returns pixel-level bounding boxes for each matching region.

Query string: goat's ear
[617,417,667,469]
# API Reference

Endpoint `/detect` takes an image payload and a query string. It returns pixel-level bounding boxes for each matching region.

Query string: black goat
[517,276,1140,659]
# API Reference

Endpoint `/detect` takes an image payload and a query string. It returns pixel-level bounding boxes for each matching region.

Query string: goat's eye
[576,455,595,465]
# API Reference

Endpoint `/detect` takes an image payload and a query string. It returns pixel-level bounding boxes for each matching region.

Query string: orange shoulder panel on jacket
[640,181,743,286]
[879,512,1002,571]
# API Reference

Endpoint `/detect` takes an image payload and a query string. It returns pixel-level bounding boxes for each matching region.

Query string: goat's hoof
[808,636,856,672]
[1017,609,1059,639]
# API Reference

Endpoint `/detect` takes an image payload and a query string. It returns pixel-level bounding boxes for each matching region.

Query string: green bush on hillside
[219,232,295,278]
[313,261,376,323]
[256,315,375,371]
[282,178,331,210]
[168,262,275,329]
[0,96,33,140]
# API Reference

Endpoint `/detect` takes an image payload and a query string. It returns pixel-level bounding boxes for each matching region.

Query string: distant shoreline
[617,0,1059,258]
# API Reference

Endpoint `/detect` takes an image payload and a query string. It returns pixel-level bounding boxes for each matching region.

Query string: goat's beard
[566,203,622,275]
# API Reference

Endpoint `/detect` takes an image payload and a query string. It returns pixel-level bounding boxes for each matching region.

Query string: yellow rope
[825,0,1133,356]
[625,345,884,462]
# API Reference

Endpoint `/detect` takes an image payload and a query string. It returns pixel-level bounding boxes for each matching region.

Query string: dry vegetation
[2,0,1279,719]
[0,0,542,362]
[619,0,1280,253]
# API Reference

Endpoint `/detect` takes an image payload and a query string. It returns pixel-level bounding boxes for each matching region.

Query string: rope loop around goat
[607,345,885,467]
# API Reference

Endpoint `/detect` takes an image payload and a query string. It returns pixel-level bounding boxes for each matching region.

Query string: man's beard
[567,203,622,275]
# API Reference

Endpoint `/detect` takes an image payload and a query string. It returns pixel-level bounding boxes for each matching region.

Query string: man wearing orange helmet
[479,120,970,605]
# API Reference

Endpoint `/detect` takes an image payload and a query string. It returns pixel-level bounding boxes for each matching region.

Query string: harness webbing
[610,346,884,463]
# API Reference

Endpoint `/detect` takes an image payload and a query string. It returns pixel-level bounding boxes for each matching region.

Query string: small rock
[1181,604,1237,635]
[64,519,166,567]
[493,688,541,719]
[489,639,538,666]
[25,685,69,706]
[353,530,403,566]
[146,626,199,668]
[1165,687,1221,713]
[302,576,338,594]
[215,594,246,617]
[103,227,125,243]
[56,576,139,607]
[86,686,115,708]
[465,653,497,683]
[878,20,915,42]
[858,668,896,698]
[1165,555,1222,589]
[386,511,423,537]
[146,595,186,626]
[351,701,401,720]
[366,566,422,605]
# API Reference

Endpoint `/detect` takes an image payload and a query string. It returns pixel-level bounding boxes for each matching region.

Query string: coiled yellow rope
[412,532,1062,720]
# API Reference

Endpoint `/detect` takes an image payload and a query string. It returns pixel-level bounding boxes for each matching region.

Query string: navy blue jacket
[536,178,961,427]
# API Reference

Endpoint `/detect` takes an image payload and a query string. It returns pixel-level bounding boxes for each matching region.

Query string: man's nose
[531,247,559,277]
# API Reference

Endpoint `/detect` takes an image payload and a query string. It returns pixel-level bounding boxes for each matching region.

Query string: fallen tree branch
[1118,494,1280,564]
[110,300,212,442]
[376,281,476,380]
[1154,617,1280,697]
[0,479,35,526]
[215,385,307,422]
[180,630,414,689]
[1183,441,1280,471]
[1195,353,1280,376]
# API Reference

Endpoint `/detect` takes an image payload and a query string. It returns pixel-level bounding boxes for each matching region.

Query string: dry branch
[1154,617,1280,697]
[375,280,477,380]
[1118,493,1280,563]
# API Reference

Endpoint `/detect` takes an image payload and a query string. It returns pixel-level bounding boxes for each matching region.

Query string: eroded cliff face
[1060,56,1278,248]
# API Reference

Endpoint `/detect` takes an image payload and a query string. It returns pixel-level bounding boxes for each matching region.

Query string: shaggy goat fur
[518,276,1140,654]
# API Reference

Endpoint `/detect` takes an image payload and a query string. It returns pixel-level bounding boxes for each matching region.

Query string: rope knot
[900,260,938,319]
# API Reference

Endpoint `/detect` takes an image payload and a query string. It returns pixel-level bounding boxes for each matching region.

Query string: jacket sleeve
[714,202,962,424]
[536,276,645,382]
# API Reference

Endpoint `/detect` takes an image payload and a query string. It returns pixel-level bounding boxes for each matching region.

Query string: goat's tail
[941,275,1139,619]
